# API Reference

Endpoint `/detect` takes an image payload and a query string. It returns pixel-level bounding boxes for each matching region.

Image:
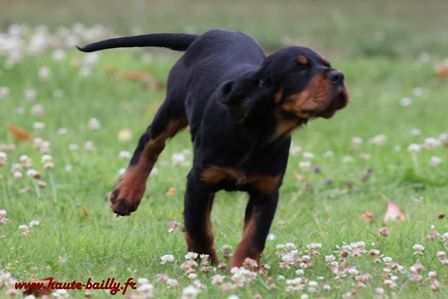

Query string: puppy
[78,29,348,267]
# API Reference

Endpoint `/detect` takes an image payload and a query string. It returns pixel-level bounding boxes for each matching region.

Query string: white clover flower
[84,53,99,66]
[172,152,187,166]
[424,137,441,149]
[24,88,37,101]
[302,152,314,160]
[31,104,44,116]
[185,252,199,260]
[0,209,7,225]
[267,233,276,241]
[323,150,334,157]
[26,169,40,179]
[88,118,101,131]
[370,134,387,147]
[166,278,178,288]
[57,127,68,135]
[412,87,423,96]
[137,277,150,285]
[439,132,448,144]
[211,274,225,285]
[181,285,200,299]
[430,156,442,167]
[299,161,311,170]
[52,49,66,61]
[38,66,51,81]
[29,220,40,227]
[399,97,413,107]
[289,143,302,155]
[84,141,95,152]
[33,121,45,131]
[18,224,30,235]
[69,144,79,151]
[118,128,133,141]
[137,283,154,296]
[0,151,7,166]
[118,168,126,176]
[13,171,23,179]
[359,153,371,160]
[187,273,197,280]
[150,167,159,176]
[160,254,175,264]
[412,244,425,255]
[342,156,354,163]
[119,151,131,160]
[407,143,421,154]
[41,154,52,164]
[0,86,10,100]
[351,136,363,149]
[410,128,421,136]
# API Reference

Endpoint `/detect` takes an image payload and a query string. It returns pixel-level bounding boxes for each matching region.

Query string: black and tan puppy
[78,29,348,267]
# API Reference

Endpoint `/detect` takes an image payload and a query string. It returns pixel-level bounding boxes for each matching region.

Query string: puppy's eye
[294,64,308,73]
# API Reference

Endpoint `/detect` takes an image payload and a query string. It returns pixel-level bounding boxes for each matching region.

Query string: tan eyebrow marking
[297,55,308,65]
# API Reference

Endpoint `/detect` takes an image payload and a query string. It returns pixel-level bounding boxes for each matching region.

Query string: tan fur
[201,166,280,195]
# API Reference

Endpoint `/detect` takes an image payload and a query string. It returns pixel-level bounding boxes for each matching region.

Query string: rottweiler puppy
[78,29,348,267]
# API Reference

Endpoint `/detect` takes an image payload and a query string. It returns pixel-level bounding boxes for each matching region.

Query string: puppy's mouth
[318,86,349,119]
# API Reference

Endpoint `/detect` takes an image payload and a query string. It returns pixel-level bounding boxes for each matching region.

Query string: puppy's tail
[76,33,198,52]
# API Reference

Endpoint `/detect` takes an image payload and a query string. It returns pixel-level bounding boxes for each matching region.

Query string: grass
[2,0,448,57]
[0,20,448,299]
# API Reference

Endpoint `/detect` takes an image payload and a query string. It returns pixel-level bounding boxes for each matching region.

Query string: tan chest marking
[201,166,281,195]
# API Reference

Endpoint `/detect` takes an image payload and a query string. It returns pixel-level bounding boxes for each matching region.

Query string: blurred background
[1,0,448,58]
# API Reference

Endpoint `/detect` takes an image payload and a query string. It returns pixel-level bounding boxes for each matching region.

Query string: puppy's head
[263,46,348,119]
[220,46,348,123]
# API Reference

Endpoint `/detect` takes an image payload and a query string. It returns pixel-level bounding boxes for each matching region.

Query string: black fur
[78,29,348,266]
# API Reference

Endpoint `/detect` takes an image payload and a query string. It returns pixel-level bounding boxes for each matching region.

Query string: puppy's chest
[200,165,280,194]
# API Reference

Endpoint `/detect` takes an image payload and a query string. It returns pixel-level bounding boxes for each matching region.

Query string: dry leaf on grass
[383,202,406,223]
[166,187,177,196]
[7,124,31,141]
[106,67,165,91]
[435,62,448,78]
[361,211,375,223]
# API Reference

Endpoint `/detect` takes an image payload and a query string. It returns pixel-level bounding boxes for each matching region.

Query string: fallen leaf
[143,80,166,91]
[106,67,153,82]
[292,172,305,181]
[82,208,89,217]
[361,211,375,223]
[7,124,31,141]
[435,62,448,78]
[166,187,176,196]
[383,202,406,223]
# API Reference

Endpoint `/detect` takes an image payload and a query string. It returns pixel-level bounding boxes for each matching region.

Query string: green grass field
[1,2,448,298]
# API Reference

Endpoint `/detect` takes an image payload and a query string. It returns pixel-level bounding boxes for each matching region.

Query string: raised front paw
[108,180,145,216]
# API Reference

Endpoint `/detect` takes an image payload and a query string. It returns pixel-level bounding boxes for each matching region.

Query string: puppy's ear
[220,75,274,122]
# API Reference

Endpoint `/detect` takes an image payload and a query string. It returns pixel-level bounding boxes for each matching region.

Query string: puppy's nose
[326,70,344,84]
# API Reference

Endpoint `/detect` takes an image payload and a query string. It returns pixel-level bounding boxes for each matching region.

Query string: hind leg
[110,98,187,216]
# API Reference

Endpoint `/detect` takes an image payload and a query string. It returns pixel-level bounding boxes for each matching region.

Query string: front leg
[231,190,279,268]
[184,171,217,263]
